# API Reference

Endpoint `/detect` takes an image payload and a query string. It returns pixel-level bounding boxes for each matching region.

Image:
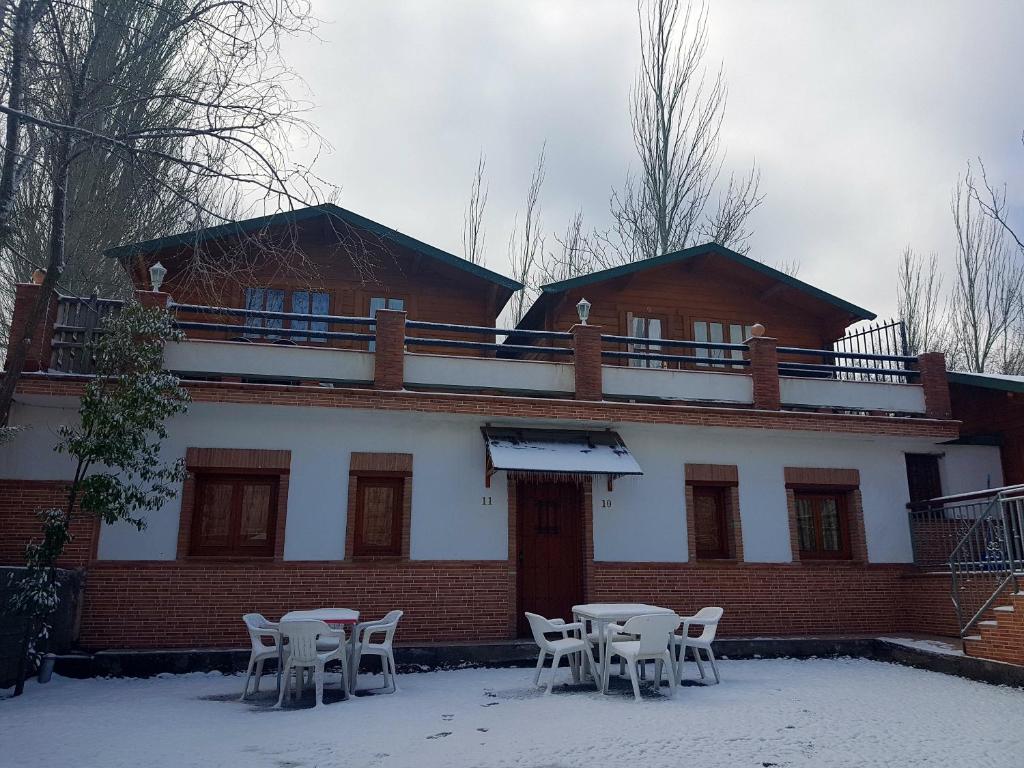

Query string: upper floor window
[693,320,753,368]
[291,291,330,343]
[369,297,405,352]
[244,288,285,339]
[626,312,663,369]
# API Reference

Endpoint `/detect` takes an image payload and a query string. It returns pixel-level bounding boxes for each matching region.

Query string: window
[353,476,404,557]
[793,491,850,559]
[692,485,730,559]
[626,312,664,369]
[291,291,330,343]
[244,287,285,339]
[190,474,279,556]
[905,453,942,505]
[368,297,405,352]
[693,320,754,368]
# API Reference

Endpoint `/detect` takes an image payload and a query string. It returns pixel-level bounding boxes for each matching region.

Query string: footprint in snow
[426,732,452,740]
[481,702,499,707]
[477,728,489,733]
[442,714,454,721]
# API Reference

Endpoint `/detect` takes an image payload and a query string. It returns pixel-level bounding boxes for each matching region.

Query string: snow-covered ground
[3,658,1024,767]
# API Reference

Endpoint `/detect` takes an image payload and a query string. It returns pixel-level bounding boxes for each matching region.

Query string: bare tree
[537,208,596,286]
[948,172,1023,373]
[507,146,546,325]
[897,246,945,356]
[0,0,328,427]
[968,151,1024,254]
[698,163,763,255]
[462,150,488,266]
[606,0,761,266]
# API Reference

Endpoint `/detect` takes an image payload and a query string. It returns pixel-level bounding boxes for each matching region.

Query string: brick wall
[0,480,97,567]
[15,376,961,440]
[64,558,962,650]
[78,561,512,649]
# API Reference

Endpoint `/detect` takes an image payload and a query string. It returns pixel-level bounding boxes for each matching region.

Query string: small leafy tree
[10,301,189,695]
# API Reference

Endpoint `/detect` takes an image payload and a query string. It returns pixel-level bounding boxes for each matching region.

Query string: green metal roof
[948,371,1024,394]
[104,203,524,292]
[532,242,875,322]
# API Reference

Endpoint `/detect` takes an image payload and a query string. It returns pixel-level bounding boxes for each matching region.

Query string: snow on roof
[948,370,1024,393]
[482,427,642,476]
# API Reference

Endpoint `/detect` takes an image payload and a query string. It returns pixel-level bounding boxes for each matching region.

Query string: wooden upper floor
[109,204,522,348]
[513,243,875,349]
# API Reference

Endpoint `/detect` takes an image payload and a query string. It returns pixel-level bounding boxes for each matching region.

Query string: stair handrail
[948,487,1023,637]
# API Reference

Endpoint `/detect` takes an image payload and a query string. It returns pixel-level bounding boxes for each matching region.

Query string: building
[1,204,1019,664]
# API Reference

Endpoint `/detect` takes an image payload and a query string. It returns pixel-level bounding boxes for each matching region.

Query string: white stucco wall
[1,395,1004,565]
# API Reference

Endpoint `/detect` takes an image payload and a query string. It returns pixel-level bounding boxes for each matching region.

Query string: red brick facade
[918,352,952,420]
[745,335,781,410]
[4,283,59,372]
[0,474,966,649]
[570,323,603,401]
[0,480,97,567]
[373,309,407,390]
[15,377,961,440]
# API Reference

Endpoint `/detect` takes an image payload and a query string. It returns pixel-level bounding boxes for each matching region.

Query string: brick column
[373,309,407,390]
[571,323,603,401]
[135,290,171,310]
[745,335,780,410]
[918,352,952,419]
[5,283,59,372]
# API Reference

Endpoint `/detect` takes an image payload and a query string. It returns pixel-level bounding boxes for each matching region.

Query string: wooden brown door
[517,480,584,636]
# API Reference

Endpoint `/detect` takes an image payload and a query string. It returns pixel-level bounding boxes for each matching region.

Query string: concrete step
[994,605,1015,613]
[978,620,998,628]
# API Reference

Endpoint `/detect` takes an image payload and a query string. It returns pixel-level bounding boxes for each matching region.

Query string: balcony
[15,290,948,418]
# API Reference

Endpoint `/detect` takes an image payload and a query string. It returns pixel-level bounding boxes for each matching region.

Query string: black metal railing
[777,345,919,383]
[599,333,750,368]
[827,319,913,381]
[169,302,376,344]
[406,320,574,357]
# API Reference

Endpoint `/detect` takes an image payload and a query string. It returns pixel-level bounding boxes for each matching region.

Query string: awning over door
[481,426,643,480]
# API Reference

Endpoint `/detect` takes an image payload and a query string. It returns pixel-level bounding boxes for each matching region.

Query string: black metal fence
[829,319,913,382]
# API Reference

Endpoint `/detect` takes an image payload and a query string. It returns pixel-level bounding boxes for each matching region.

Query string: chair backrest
[621,613,682,654]
[368,610,403,646]
[689,606,724,643]
[242,613,277,652]
[278,620,334,663]
[524,612,562,650]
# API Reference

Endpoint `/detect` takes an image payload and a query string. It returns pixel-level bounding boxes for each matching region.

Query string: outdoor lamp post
[149,261,167,292]
[576,297,591,325]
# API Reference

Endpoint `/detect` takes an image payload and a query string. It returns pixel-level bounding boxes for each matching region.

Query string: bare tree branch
[461,149,487,266]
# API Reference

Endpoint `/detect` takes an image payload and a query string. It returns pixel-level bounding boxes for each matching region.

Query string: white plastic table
[572,603,674,691]
[277,609,360,692]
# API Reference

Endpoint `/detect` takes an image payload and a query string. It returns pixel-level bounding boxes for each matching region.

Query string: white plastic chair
[671,606,724,684]
[525,612,597,694]
[274,620,348,708]
[348,610,403,694]
[240,613,281,700]
[602,613,681,701]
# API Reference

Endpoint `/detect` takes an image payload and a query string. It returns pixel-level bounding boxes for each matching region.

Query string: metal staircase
[948,486,1024,637]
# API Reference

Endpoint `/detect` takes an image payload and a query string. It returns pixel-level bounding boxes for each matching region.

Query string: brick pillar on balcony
[373,309,407,390]
[918,352,952,419]
[571,323,603,401]
[5,283,59,372]
[745,334,780,410]
[135,290,171,310]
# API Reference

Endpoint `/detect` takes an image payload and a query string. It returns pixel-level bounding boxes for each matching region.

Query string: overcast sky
[281,1,1024,321]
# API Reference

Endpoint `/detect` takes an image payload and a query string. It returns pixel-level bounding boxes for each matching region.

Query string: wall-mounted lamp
[576,297,591,325]
[149,261,167,293]
[750,323,765,338]
[31,268,46,285]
